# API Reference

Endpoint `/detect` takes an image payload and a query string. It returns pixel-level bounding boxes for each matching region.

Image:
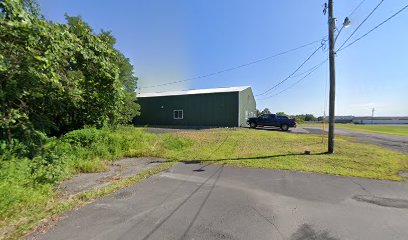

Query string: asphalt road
[300,127,408,154]
[34,163,408,240]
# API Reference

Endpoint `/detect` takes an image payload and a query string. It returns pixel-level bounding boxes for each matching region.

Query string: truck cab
[247,114,296,131]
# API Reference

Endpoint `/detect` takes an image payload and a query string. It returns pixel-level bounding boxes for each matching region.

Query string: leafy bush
[62,128,110,147]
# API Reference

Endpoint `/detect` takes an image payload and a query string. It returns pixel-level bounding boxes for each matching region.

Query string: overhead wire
[350,0,367,17]
[255,44,324,97]
[289,57,328,79]
[337,3,408,53]
[257,59,328,100]
[336,0,385,51]
[137,38,326,89]
[335,0,367,42]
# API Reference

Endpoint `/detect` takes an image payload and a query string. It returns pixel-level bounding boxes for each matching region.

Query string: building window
[173,110,183,120]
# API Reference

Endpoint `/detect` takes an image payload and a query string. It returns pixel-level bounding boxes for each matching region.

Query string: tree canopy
[0,0,140,141]
[260,108,271,115]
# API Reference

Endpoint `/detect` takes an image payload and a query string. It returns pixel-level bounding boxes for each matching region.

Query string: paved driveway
[34,163,408,240]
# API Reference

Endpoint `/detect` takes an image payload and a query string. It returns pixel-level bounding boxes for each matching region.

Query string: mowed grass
[165,128,408,181]
[335,124,408,136]
[300,123,408,136]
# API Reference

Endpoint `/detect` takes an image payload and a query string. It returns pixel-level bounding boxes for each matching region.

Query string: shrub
[62,128,109,147]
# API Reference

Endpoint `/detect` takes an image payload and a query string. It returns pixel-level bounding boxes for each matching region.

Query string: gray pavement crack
[251,206,285,240]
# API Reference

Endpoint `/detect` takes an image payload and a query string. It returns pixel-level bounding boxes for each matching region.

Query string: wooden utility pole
[327,0,336,153]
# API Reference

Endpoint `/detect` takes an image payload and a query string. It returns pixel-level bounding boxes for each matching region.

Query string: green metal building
[134,86,256,127]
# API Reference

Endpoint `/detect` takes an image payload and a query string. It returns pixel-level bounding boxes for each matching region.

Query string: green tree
[304,114,317,121]
[260,108,271,115]
[0,0,140,141]
[276,112,287,117]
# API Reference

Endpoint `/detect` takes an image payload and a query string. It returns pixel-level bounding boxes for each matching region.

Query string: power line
[335,0,367,42]
[289,56,328,78]
[255,45,324,97]
[257,59,328,100]
[137,38,325,89]
[337,0,385,51]
[350,0,367,17]
[337,3,408,52]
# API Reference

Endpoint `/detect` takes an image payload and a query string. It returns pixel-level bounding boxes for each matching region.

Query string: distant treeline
[256,108,318,122]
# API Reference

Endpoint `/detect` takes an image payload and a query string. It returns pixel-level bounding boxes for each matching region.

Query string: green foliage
[260,108,271,115]
[62,127,109,147]
[276,112,288,117]
[291,114,317,122]
[0,0,140,141]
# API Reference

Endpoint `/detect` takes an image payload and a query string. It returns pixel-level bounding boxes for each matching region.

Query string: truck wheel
[250,122,257,128]
[281,124,289,131]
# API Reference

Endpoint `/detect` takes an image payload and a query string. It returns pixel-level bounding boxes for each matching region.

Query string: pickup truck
[247,114,296,131]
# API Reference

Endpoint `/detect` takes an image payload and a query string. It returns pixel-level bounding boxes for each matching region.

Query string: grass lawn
[335,124,408,136]
[300,123,408,136]
[164,128,408,181]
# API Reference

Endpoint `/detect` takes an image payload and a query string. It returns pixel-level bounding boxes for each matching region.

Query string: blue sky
[38,0,408,116]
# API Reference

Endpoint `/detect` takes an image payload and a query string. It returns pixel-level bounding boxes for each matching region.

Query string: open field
[300,123,408,136]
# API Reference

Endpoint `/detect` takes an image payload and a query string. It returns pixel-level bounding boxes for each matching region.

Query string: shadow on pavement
[140,165,224,240]
[290,224,339,240]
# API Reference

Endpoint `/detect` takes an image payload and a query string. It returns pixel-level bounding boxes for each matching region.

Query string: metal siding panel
[238,88,257,127]
[134,92,239,126]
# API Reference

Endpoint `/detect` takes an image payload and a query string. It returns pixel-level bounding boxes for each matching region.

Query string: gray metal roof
[137,86,251,98]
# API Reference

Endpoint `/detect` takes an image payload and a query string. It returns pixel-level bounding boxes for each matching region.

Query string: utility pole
[327,0,336,154]
[371,108,375,124]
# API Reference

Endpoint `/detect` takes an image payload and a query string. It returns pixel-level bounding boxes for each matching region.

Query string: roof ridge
[137,86,252,98]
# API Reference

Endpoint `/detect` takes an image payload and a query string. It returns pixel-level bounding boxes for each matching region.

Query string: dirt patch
[58,157,168,195]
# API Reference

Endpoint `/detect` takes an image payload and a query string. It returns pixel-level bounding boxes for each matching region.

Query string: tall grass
[0,126,192,233]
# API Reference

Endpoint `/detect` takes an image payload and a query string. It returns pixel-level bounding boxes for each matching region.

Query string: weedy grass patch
[168,128,408,181]
[0,126,183,239]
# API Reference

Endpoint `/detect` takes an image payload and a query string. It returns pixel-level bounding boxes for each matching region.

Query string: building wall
[353,119,408,124]
[135,92,239,127]
[238,88,256,127]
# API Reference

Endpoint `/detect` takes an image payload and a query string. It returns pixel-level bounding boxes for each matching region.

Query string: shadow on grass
[250,127,284,132]
[179,152,328,164]
[147,152,329,173]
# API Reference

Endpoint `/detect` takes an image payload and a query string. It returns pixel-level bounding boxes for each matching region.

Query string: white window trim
[173,110,183,120]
